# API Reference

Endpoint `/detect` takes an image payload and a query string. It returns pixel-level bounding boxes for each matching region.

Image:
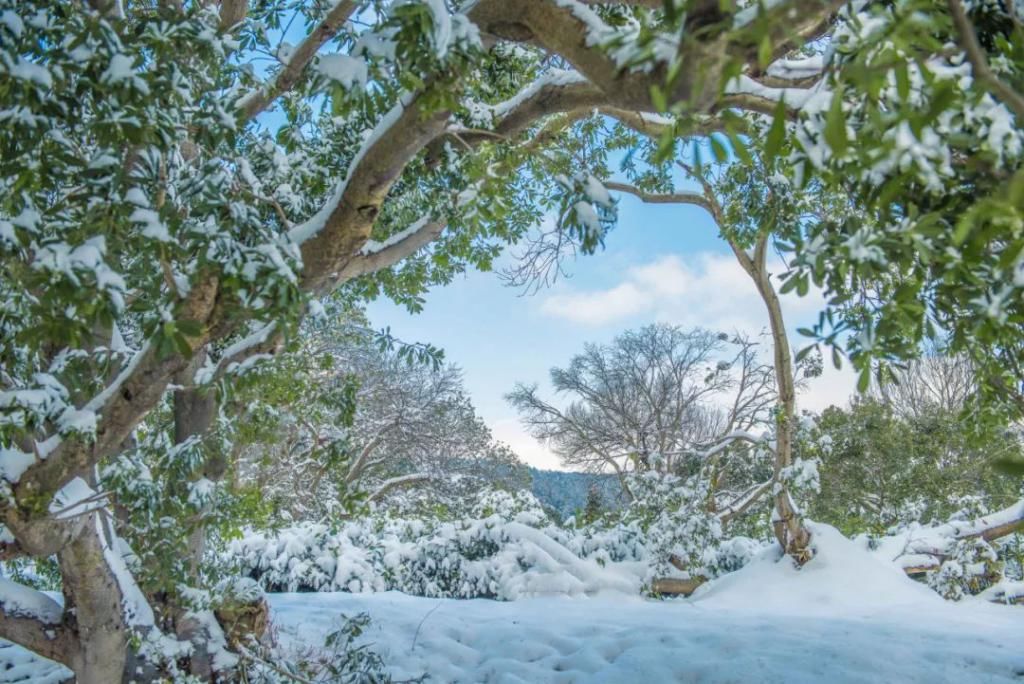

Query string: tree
[870,351,979,421]
[509,324,777,512]
[802,398,1023,535]
[235,311,529,520]
[581,483,605,524]
[1,0,1021,676]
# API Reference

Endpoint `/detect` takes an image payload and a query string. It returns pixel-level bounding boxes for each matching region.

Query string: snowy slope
[270,524,1024,683]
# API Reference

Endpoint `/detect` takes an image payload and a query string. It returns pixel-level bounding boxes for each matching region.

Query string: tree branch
[238,1,359,120]
[604,181,714,212]
[947,0,1024,121]
[367,473,433,502]
[336,218,447,280]
[0,579,78,667]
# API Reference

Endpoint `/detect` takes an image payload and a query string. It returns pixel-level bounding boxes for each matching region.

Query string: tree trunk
[172,351,221,579]
[727,232,812,562]
[57,516,130,683]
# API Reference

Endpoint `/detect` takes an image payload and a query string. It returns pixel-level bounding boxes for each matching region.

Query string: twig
[236,642,317,684]
[410,601,443,652]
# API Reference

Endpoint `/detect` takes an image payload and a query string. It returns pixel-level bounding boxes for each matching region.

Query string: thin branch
[238,1,359,120]
[947,0,1024,120]
[604,181,714,213]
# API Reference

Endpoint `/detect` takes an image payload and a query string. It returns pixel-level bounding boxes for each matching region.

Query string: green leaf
[709,134,729,163]
[993,456,1024,478]
[763,98,788,162]
[758,34,773,70]
[824,89,848,157]
[856,365,871,393]
[650,84,667,113]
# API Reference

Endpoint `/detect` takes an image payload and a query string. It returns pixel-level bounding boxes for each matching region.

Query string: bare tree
[871,351,978,420]
[238,326,520,520]
[508,325,776,498]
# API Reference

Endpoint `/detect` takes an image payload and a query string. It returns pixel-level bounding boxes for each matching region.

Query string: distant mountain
[528,468,625,521]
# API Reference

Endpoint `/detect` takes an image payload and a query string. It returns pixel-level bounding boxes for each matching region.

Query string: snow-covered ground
[271,526,1024,683]
[2,525,1021,682]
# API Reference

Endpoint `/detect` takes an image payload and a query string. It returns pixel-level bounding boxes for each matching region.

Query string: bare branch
[604,181,714,213]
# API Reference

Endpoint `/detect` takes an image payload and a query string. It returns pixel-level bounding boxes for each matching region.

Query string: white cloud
[539,252,857,411]
[539,281,648,326]
[541,253,826,333]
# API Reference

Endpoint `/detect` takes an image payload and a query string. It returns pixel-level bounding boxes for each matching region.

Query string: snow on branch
[717,478,774,523]
[367,473,434,503]
[338,217,447,280]
[766,55,827,83]
[237,1,359,120]
[941,498,1024,542]
[194,321,278,386]
[0,578,77,665]
[724,75,817,110]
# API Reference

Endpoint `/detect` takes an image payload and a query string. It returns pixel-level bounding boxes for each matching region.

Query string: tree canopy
[1,0,1023,679]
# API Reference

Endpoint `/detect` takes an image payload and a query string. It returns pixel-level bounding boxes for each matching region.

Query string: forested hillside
[528,468,624,520]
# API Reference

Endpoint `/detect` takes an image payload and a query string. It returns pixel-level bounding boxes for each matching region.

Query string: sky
[366,192,859,471]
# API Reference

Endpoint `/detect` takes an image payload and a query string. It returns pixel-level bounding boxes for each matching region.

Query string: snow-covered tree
[235,310,529,521]
[1,0,1023,677]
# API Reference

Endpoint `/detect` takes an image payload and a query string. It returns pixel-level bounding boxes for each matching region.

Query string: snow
[49,476,101,519]
[194,321,277,384]
[124,187,148,207]
[726,74,817,108]
[767,55,826,80]
[129,207,171,242]
[0,578,62,624]
[269,528,1024,683]
[0,523,1020,681]
[0,642,68,684]
[360,216,429,255]
[315,54,367,90]
[7,58,52,88]
[488,70,587,123]
[0,10,24,37]
[0,447,35,484]
[693,523,942,613]
[97,514,155,627]
[101,54,135,84]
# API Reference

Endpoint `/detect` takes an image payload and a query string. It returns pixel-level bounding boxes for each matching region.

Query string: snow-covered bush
[860,497,1023,602]
[927,537,1002,601]
[229,486,769,600]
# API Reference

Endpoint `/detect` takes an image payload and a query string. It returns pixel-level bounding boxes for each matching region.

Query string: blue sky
[367,193,858,470]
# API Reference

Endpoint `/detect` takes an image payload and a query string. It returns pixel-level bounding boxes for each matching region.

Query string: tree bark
[669,176,813,562]
[57,516,130,683]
